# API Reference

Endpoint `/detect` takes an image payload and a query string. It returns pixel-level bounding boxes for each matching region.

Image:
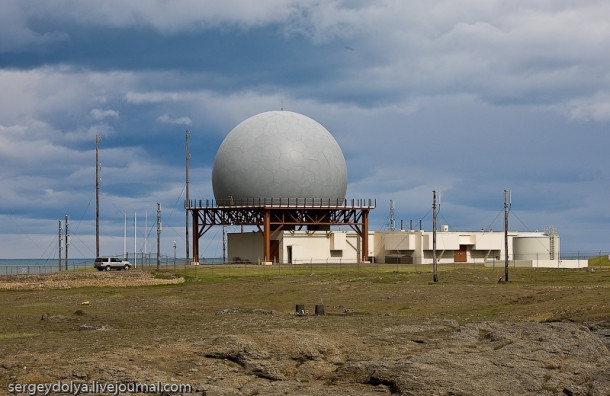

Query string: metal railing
[186,197,376,209]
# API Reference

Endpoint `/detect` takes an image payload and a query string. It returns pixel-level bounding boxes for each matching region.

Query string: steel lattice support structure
[186,199,375,263]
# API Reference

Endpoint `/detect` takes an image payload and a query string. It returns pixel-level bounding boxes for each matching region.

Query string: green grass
[589,255,610,267]
[0,332,39,340]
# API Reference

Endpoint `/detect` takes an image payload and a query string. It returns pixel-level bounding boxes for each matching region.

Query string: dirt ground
[0,266,609,395]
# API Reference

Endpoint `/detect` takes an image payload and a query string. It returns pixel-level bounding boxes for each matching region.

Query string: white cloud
[156,114,192,126]
[566,93,610,122]
[91,109,119,120]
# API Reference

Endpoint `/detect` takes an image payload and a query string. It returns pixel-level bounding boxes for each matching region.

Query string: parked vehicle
[94,257,131,271]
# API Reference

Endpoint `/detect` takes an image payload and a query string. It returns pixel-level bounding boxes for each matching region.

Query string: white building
[227,227,586,268]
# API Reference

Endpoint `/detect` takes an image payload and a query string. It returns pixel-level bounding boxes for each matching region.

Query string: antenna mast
[157,203,162,271]
[432,191,438,283]
[504,189,510,282]
[222,225,227,264]
[65,215,69,271]
[58,220,63,272]
[123,211,127,260]
[134,212,137,268]
[185,130,191,265]
[144,210,147,264]
[389,200,395,232]
[95,134,101,257]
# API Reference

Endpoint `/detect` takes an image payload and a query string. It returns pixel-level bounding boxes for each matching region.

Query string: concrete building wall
[226,228,575,267]
[227,232,264,263]
[228,230,361,264]
[373,230,563,266]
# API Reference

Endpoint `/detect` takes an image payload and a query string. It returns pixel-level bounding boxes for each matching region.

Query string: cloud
[0,1,609,259]
[566,93,610,122]
[91,109,119,120]
[156,114,192,126]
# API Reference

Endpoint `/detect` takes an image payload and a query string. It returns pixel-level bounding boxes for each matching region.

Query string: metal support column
[362,210,369,262]
[263,209,271,262]
[192,209,199,264]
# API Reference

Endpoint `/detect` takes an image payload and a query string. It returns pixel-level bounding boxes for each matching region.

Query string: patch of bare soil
[0,270,183,290]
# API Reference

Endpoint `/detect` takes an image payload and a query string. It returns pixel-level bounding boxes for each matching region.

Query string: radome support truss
[186,198,375,263]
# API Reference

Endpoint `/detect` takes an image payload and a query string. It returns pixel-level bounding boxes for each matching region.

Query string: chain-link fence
[1,251,607,276]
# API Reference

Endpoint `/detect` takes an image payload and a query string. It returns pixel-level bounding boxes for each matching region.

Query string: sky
[1,0,609,260]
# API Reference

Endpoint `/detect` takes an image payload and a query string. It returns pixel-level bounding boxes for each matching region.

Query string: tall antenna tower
[123,211,127,259]
[64,214,69,271]
[58,220,63,272]
[504,189,511,282]
[389,200,395,231]
[134,211,137,268]
[156,203,162,271]
[432,191,438,283]
[185,130,191,265]
[222,225,227,264]
[95,135,101,257]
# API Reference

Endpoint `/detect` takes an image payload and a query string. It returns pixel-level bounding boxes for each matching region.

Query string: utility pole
[432,190,438,283]
[64,215,69,271]
[222,225,227,264]
[185,130,191,265]
[95,134,101,257]
[58,220,62,272]
[123,211,127,260]
[504,189,511,282]
[144,210,147,264]
[134,212,137,268]
[157,203,161,271]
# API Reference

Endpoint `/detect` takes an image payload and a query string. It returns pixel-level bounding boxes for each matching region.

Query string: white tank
[513,236,552,260]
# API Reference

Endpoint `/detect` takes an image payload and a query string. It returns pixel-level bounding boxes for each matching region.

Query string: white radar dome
[212,111,348,205]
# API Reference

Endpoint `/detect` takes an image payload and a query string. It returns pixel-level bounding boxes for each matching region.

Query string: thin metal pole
[65,214,69,271]
[433,191,438,283]
[58,220,62,272]
[185,130,191,265]
[123,211,127,259]
[504,189,510,282]
[157,203,161,271]
[222,225,226,264]
[134,211,137,268]
[144,210,147,263]
[95,135,101,257]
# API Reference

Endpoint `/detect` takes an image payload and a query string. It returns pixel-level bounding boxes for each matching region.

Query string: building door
[287,246,293,264]
[270,240,280,263]
[454,245,467,263]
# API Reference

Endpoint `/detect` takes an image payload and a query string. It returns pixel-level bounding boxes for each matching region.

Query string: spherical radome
[212,111,348,204]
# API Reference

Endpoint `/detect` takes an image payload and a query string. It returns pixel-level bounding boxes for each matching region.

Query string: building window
[330,250,343,258]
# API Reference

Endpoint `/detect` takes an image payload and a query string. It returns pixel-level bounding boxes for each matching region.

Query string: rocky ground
[1,268,608,395]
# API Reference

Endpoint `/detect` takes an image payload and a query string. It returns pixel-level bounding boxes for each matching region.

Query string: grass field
[1,261,608,394]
